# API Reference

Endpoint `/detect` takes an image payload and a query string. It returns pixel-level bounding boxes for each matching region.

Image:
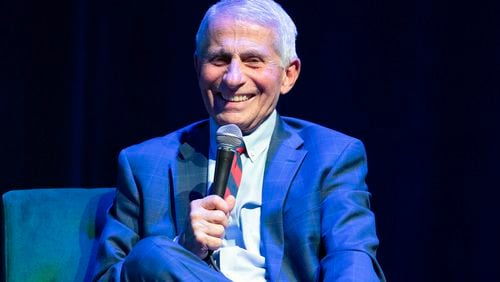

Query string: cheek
[200,65,222,84]
[261,68,284,89]
[259,79,283,99]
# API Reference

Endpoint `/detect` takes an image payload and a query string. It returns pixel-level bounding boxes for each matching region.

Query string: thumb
[224,195,236,214]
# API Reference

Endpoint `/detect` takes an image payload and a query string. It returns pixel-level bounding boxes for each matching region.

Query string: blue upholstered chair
[1,188,115,282]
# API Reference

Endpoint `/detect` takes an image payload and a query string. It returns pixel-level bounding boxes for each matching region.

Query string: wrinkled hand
[178,195,236,259]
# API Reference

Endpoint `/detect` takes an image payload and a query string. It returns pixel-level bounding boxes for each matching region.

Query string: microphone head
[216,124,243,151]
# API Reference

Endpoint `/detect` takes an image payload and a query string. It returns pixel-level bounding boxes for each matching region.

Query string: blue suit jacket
[94,115,385,281]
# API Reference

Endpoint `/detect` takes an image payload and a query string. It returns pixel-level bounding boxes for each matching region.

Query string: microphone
[206,124,243,269]
[210,124,243,198]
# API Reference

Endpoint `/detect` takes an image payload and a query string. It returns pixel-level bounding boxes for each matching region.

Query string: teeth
[219,93,251,102]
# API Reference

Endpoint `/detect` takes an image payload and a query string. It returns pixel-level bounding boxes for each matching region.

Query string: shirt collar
[209,110,277,163]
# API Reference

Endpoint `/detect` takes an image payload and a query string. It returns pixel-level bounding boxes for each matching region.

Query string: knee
[121,236,177,281]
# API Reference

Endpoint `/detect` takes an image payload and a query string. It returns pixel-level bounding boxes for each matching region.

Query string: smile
[218,92,254,102]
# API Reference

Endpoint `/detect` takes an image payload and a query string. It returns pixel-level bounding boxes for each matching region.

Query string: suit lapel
[170,117,306,280]
[172,122,210,234]
[261,116,307,281]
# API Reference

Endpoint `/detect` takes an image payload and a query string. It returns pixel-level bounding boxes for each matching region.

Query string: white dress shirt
[207,111,277,281]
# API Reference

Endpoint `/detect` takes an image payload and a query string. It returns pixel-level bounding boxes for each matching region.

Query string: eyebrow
[205,47,270,58]
[205,48,231,57]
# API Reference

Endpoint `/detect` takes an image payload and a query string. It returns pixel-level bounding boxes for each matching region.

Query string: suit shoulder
[120,119,209,158]
[281,117,367,171]
[281,116,362,147]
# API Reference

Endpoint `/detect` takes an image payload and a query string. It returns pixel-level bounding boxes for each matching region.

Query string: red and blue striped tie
[224,145,245,199]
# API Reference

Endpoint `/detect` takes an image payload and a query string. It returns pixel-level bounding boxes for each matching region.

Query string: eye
[209,55,230,66]
[243,56,264,67]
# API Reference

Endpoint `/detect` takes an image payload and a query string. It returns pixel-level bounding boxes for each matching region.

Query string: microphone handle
[206,148,234,271]
[211,148,235,197]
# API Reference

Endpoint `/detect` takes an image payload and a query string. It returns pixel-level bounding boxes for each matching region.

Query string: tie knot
[236,144,245,155]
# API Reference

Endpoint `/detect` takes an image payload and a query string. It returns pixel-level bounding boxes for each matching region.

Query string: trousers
[120,236,232,282]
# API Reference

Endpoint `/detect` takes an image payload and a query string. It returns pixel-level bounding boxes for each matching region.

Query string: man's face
[195,17,300,134]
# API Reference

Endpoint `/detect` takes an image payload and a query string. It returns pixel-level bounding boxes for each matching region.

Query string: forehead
[203,17,278,53]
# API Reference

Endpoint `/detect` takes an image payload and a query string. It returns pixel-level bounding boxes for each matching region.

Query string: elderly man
[93,0,385,281]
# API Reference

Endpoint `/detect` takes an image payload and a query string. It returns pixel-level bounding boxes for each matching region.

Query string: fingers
[225,195,236,212]
[184,195,236,254]
[190,195,232,230]
[191,220,225,250]
[198,195,234,215]
[190,203,229,230]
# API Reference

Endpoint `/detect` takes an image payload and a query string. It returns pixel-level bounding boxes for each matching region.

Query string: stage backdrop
[1,0,499,281]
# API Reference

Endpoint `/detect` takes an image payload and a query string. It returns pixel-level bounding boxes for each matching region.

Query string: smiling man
[195,15,299,134]
[93,1,385,281]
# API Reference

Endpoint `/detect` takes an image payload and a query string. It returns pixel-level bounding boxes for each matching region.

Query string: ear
[280,58,301,95]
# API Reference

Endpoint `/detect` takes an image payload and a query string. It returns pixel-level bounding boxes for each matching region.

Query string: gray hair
[195,0,298,66]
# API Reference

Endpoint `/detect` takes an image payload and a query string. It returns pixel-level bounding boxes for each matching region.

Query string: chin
[215,113,241,125]
[216,118,243,127]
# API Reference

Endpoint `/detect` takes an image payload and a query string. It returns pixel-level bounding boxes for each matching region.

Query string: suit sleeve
[320,140,386,281]
[92,150,142,281]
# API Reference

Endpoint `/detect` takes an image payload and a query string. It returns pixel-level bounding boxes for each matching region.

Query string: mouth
[217,92,255,102]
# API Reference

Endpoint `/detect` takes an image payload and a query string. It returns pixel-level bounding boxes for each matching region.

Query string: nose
[222,59,245,90]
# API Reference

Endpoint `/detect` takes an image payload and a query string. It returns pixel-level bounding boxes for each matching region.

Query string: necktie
[224,145,245,199]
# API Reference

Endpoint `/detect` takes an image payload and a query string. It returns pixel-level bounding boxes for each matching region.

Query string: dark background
[1,0,499,280]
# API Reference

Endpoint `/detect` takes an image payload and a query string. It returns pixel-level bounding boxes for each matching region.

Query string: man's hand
[178,195,236,259]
